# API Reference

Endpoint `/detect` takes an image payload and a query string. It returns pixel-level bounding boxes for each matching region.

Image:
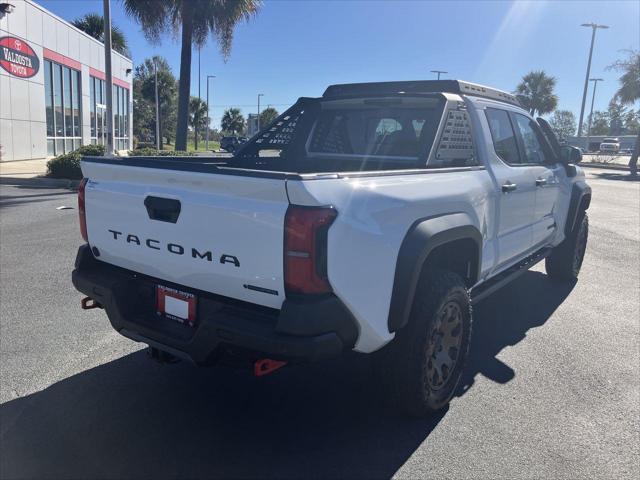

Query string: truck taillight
[78,178,88,242]
[284,205,337,295]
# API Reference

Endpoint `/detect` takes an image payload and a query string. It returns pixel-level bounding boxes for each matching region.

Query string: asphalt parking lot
[0,167,638,479]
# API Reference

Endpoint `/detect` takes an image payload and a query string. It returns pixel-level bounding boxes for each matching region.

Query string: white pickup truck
[73,80,590,415]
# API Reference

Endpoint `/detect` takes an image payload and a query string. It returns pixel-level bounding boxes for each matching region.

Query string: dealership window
[90,77,130,150]
[43,60,82,156]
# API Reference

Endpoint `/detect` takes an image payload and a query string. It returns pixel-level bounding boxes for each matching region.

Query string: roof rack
[322,79,521,107]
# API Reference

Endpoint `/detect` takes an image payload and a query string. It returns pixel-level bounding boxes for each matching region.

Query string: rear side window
[512,113,547,164]
[485,108,521,164]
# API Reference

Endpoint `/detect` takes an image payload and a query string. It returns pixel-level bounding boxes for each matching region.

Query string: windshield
[307,98,443,161]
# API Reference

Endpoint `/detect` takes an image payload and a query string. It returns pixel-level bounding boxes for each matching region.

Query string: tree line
[130,56,280,148]
[72,1,264,150]
[71,5,637,158]
[514,50,639,144]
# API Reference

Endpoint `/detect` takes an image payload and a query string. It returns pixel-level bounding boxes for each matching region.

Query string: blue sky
[39,0,639,129]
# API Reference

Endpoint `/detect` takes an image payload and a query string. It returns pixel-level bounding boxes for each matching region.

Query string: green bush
[46,153,83,179]
[74,144,105,156]
[46,144,106,179]
[46,144,195,179]
[128,148,194,157]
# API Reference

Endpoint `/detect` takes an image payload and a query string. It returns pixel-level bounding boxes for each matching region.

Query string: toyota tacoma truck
[72,80,590,416]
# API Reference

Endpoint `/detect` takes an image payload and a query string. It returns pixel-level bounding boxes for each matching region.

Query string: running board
[470,247,552,305]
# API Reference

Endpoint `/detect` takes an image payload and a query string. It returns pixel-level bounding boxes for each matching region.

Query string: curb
[580,162,631,171]
[0,176,81,189]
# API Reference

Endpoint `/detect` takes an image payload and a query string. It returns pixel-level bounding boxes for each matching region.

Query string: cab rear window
[307,98,443,161]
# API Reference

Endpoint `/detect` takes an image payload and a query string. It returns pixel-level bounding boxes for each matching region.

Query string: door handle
[536,178,547,187]
[501,182,517,193]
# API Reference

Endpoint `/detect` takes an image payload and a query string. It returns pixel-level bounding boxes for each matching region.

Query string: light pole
[577,23,609,137]
[154,58,160,150]
[431,70,447,80]
[102,0,114,155]
[586,78,603,152]
[206,75,216,151]
[257,93,264,132]
[195,47,201,150]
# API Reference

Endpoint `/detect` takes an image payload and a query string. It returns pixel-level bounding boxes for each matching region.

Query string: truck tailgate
[81,161,289,309]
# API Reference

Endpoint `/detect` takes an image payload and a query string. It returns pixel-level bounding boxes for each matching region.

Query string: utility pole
[206,75,216,151]
[154,58,160,150]
[586,78,603,152]
[431,70,447,80]
[257,93,264,132]
[577,23,609,137]
[103,0,114,155]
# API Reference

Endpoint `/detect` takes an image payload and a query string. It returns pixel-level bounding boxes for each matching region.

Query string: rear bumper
[72,245,358,364]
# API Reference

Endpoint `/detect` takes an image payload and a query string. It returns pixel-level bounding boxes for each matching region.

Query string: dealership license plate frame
[156,285,197,327]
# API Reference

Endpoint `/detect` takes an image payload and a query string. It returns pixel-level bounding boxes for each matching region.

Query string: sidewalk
[0,158,80,189]
[0,158,49,178]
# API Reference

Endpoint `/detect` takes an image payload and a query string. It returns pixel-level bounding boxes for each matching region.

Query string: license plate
[156,285,197,327]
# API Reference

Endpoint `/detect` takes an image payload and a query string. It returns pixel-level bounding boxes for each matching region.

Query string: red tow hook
[81,297,102,310]
[254,358,287,377]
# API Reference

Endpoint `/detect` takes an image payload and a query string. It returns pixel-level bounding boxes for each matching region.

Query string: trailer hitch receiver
[254,358,287,377]
[81,297,101,309]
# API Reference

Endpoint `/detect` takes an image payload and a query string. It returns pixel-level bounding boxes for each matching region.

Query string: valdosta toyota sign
[0,36,40,78]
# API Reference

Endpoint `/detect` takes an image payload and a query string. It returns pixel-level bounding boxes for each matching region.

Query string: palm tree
[189,97,209,149]
[133,56,178,148]
[608,49,640,173]
[71,13,130,57]
[259,107,279,129]
[515,71,558,117]
[122,0,262,151]
[221,108,245,135]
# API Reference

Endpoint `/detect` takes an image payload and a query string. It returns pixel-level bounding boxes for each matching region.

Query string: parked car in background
[221,136,249,153]
[599,138,620,153]
[221,136,239,153]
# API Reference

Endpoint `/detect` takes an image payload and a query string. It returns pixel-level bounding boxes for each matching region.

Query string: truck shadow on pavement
[0,271,574,479]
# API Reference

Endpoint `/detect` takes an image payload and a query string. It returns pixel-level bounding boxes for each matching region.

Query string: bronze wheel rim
[425,301,463,391]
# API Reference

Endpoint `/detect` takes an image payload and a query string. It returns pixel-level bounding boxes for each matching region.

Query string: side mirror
[560,145,582,164]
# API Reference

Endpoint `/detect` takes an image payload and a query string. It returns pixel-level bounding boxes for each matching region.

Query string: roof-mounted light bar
[322,79,521,107]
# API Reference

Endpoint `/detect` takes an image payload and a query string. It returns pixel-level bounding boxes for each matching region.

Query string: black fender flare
[565,181,591,236]
[387,213,482,333]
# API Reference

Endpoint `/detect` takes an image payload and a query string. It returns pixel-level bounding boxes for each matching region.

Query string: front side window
[308,98,442,161]
[512,113,547,165]
[485,108,521,165]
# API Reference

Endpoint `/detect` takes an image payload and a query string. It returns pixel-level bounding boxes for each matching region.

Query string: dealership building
[1,0,132,162]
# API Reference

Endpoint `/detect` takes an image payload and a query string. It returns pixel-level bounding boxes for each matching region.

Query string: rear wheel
[387,270,472,417]
[545,213,589,282]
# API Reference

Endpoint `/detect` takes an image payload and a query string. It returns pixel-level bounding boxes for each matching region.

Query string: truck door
[510,113,564,248]
[484,107,536,269]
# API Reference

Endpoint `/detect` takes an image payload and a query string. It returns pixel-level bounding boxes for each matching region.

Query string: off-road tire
[387,270,472,417]
[545,213,589,282]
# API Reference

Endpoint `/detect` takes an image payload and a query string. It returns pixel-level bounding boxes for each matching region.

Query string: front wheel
[545,213,589,282]
[388,270,472,417]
